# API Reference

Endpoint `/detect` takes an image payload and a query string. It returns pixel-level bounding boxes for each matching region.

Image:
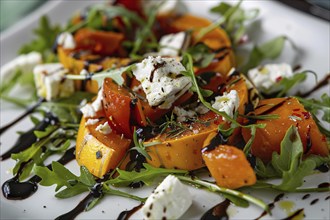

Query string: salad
[1,0,329,219]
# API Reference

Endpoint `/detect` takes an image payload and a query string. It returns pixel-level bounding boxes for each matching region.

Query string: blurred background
[1,0,329,32]
[1,0,45,31]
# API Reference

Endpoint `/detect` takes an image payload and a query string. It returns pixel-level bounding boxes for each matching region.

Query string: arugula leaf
[296,93,330,137]
[177,176,269,212]
[241,36,287,73]
[274,72,308,97]
[79,166,97,187]
[106,163,267,211]
[210,1,259,45]
[11,126,59,175]
[0,69,38,107]
[255,126,330,191]
[34,162,96,198]
[19,16,61,62]
[106,163,187,186]
[186,43,215,68]
[39,91,95,123]
[34,161,79,190]
[65,64,135,88]
[128,4,158,58]
[130,128,158,160]
[297,93,330,123]
[181,53,245,125]
[196,0,243,42]
[55,184,89,199]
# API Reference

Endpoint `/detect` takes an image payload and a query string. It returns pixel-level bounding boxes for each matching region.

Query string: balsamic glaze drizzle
[0,98,44,135]
[2,148,75,200]
[201,199,230,220]
[0,112,58,161]
[55,181,104,220]
[117,203,143,220]
[254,193,285,220]
[280,208,304,220]
[2,160,38,200]
[201,132,227,153]
[55,193,96,220]
[298,74,330,98]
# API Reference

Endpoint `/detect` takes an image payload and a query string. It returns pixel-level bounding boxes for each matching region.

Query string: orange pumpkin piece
[241,97,329,162]
[76,116,131,178]
[58,47,130,93]
[161,13,235,76]
[146,111,223,170]
[74,28,124,56]
[202,132,256,189]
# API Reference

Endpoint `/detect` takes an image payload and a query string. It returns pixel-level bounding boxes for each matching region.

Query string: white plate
[1,0,329,219]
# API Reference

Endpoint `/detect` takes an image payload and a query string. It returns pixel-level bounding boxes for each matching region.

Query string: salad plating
[0,0,329,219]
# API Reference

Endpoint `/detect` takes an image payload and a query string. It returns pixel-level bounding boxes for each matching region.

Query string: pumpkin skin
[241,97,329,162]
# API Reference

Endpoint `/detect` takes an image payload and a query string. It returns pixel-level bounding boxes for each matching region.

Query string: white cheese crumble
[132,56,192,109]
[57,32,76,49]
[212,90,239,121]
[195,103,210,115]
[173,106,196,122]
[1,51,42,77]
[247,63,293,93]
[142,175,192,220]
[33,63,74,101]
[159,32,188,57]
[95,121,112,135]
[142,0,184,15]
[80,87,104,118]
[85,118,99,126]
[133,56,192,109]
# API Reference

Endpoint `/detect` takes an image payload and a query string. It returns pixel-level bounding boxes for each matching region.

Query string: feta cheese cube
[132,56,192,109]
[159,32,189,57]
[80,87,104,118]
[142,175,192,220]
[1,52,42,77]
[247,63,293,93]
[33,63,74,101]
[57,32,76,49]
[212,90,239,121]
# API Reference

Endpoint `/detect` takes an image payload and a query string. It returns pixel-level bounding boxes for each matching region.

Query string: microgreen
[159,113,191,138]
